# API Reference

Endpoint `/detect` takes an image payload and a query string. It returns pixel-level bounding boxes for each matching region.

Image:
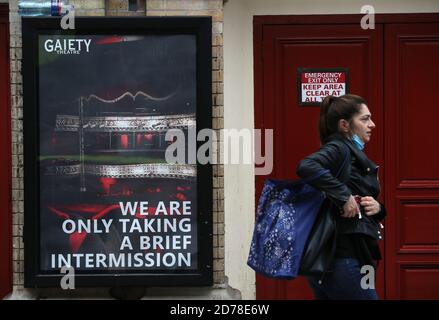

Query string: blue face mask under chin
[352,134,365,151]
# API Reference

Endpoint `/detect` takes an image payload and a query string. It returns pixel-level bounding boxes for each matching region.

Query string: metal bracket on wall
[129,0,138,11]
[105,0,146,15]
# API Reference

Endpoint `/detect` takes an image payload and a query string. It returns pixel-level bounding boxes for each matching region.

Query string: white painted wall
[223,0,439,300]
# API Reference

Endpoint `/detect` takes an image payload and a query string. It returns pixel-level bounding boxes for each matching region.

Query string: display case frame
[23,17,213,288]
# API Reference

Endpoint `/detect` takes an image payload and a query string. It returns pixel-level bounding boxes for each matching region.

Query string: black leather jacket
[296,134,386,266]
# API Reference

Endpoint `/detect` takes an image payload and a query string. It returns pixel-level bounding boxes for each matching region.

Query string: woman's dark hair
[319,94,367,144]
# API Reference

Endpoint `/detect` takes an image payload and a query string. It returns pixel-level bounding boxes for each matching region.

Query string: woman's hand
[360,196,381,216]
[341,195,361,218]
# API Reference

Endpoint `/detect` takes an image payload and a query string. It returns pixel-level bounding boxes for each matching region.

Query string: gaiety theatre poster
[38,34,199,273]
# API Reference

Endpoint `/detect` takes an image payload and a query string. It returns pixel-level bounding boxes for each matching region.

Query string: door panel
[0,3,12,300]
[384,23,439,299]
[399,202,439,250]
[256,23,384,299]
[399,265,439,299]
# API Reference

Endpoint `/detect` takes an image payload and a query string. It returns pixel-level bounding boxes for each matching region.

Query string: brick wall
[8,0,225,294]
[106,0,146,15]
[9,0,24,291]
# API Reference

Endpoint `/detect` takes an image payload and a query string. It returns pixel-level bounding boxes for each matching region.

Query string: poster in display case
[23,17,213,287]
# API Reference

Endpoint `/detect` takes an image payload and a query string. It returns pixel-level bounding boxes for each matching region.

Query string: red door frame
[0,3,12,300]
[254,13,439,300]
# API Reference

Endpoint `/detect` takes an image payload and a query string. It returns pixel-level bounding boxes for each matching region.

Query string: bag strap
[303,142,350,184]
[300,169,330,184]
[334,143,350,179]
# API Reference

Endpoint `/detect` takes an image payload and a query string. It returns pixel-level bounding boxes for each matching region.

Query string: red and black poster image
[38,34,198,272]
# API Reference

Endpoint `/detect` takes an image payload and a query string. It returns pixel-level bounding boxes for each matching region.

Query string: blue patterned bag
[247,147,349,279]
[247,170,328,279]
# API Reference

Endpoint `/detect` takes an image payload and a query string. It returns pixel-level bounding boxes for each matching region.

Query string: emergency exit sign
[297,68,349,106]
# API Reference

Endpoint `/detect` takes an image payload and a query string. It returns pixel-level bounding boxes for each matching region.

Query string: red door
[0,3,12,300]
[384,22,439,299]
[254,18,384,299]
[254,14,439,299]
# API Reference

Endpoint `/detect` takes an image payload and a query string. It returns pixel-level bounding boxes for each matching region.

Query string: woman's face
[350,104,376,143]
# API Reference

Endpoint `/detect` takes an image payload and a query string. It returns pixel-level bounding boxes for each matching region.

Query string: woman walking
[297,94,386,300]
